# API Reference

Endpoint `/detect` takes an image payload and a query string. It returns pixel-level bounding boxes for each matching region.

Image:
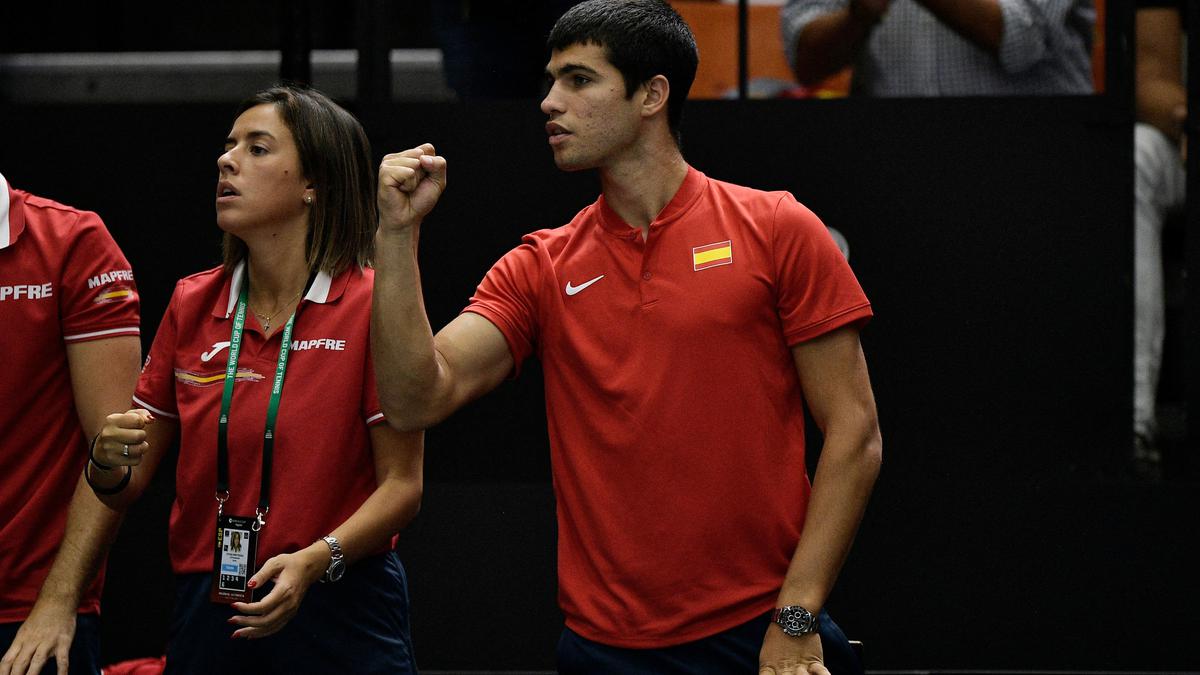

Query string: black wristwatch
[772,605,819,637]
[320,535,345,583]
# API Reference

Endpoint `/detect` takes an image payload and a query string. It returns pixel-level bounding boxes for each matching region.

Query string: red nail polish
[247,580,257,588]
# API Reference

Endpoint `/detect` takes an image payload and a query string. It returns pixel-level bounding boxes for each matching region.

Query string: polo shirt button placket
[638,229,659,307]
[638,265,657,304]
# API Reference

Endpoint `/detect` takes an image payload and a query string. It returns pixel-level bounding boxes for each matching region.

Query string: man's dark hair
[548,0,698,138]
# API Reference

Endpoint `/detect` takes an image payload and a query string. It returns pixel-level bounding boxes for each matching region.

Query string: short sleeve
[59,211,140,343]
[772,193,872,345]
[461,241,542,375]
[132,282,182,419]
[362,347,387,427]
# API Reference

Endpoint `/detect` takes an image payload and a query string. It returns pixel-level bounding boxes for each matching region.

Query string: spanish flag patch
[94,287,134,304]
[692,240,733,271]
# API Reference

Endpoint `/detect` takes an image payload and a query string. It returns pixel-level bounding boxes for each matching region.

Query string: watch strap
[320,535,344,582]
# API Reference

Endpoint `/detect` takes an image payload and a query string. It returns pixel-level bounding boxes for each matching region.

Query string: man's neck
[599,146,690,240]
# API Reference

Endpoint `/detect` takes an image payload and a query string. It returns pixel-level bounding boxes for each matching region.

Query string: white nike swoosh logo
[565,274,605,296]
[200,341,232,362]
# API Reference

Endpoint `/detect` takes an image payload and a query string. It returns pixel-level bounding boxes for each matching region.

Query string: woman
[86,85,422,674]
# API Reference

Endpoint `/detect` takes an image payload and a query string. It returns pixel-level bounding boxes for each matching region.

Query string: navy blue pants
[0,614,100,675]
[164,551,416,675]
[557,610,863,675]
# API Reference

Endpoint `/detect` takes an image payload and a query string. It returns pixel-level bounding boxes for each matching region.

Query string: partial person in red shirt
[372,1,882,673]
[0,173,141,675]
[87,85,424,674]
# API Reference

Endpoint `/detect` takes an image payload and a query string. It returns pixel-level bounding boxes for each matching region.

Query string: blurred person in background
[782,0,1095,95]
[1133,1,1186,476]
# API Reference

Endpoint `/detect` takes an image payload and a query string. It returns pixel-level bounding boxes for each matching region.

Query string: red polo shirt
[465,167,872,647]
[133,262,388,575]
[0,173,140,622]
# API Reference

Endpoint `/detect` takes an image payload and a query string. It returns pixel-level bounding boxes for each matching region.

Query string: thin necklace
[250,289,303,333]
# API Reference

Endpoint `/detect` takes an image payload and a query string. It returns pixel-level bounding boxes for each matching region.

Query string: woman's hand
[93,409,154,468]
[228,543,331,639]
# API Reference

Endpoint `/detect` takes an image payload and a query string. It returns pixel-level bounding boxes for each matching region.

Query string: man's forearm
[1137,79,1187,141]
[371,228,443,431]
[790,6,879,86]
[775,424,882,612]
[34,477,124,609]
[917,0,1004,54]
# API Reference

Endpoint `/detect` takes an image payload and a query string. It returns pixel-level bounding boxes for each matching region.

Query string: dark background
[2,0,1196,671]
[3,97,1193,670]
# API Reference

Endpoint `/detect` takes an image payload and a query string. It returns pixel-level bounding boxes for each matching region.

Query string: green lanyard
[215,276,303,531]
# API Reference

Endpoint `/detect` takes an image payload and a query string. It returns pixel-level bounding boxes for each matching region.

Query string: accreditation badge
[210,514,259,604]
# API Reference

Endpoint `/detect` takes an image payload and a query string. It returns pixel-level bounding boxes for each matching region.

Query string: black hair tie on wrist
[86,433,129,494]
[89,433,114,471]
[83,461,130,494]
[84,463,131,495]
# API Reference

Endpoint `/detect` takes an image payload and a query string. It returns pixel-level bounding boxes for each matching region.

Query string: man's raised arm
[373,145,513,431]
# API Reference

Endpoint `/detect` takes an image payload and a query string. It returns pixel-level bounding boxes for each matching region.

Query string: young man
[373,1,881,672]
[0,172,141,675]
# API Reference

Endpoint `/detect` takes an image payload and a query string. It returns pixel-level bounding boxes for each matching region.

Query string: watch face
[328,559,346,582]
[777,606,815,637]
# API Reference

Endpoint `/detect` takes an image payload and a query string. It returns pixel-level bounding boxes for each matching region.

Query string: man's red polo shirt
[0,174,140,622]
[465,167,872,647]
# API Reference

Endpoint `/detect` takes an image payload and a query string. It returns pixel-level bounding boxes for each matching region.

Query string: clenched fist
[93,409,154,468]
[378,143,448,234]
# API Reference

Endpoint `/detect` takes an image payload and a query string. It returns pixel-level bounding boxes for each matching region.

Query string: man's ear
[641,74,671,119]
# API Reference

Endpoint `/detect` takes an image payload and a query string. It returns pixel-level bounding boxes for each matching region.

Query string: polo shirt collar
[0,172,27,250]
[214,259,349,319]
[595,165,707,237]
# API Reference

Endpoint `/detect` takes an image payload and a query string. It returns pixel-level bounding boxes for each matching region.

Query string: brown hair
[222,84,376,276]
